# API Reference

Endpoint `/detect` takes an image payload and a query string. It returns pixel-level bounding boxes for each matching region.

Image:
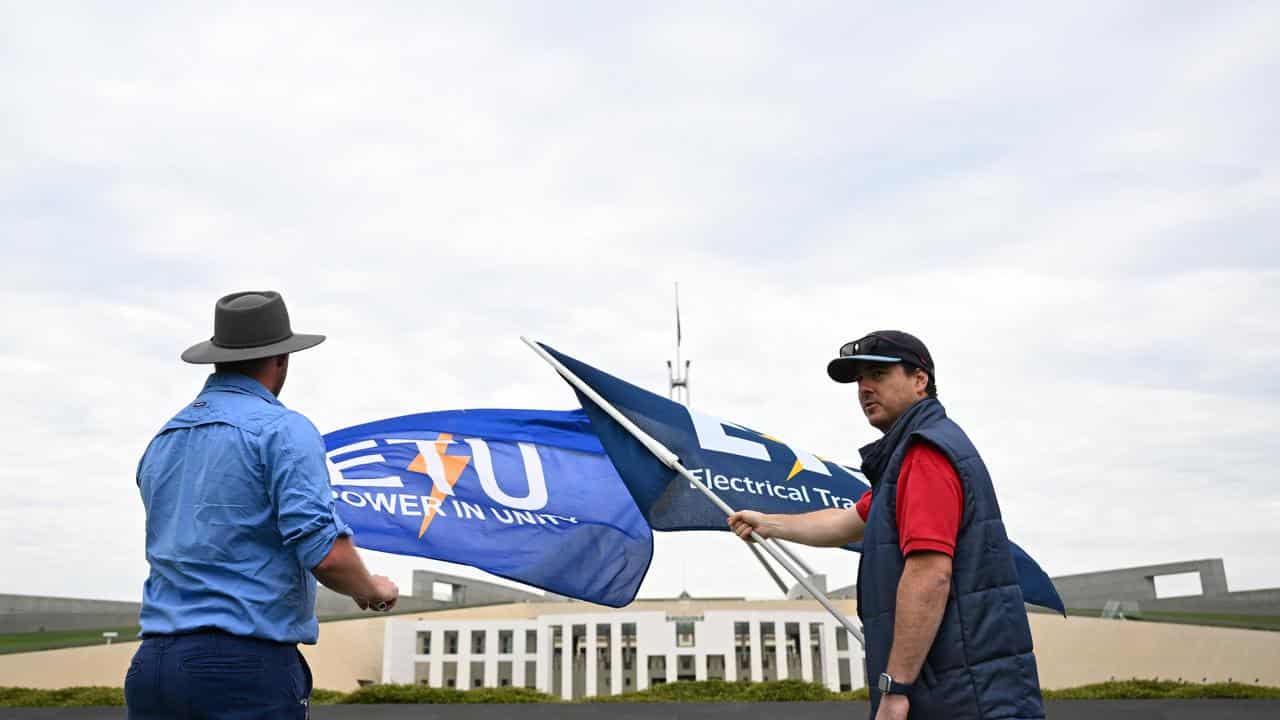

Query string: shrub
[587,679,841,703]
[339,684,559,704]
[309,688,347,705]
[1044,679,1280,700]
[0,686,125,707]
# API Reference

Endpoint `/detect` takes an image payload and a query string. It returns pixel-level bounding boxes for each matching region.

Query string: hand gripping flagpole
[522,337,865,647]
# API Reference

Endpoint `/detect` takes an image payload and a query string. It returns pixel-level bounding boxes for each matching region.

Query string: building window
[499,629,513,654]
[810,623,825,684]
[418,631,431,655]
[677,654,696,681]
[836,628,849,651]
[526,629,538,653]
[444,631,458,655]
[572,624,587,660]
[648,655,667,684]
[675,621,695,648]
[707,654,725,681]
[471,630,486,654]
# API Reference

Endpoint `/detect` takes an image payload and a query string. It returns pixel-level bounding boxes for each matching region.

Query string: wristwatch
[878,672,914,696]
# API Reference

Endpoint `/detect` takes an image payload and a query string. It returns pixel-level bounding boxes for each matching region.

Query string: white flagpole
[522,337,865,647]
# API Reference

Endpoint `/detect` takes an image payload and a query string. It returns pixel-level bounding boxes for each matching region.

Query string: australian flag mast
[522,334,867,647]
[664,284,811,599]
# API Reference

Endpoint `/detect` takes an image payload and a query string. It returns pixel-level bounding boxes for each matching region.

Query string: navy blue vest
[857,399,1044,719]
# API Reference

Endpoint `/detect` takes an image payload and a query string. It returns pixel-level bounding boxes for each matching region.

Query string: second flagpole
[522,337,865,647]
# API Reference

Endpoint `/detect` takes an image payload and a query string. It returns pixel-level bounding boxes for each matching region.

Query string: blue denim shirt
[136,373,351,644]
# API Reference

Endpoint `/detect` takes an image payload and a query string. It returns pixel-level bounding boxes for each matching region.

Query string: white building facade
[382,600,865,699]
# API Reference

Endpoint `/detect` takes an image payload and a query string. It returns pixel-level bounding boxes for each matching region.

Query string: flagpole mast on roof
[523,336,865,648]
[663,284,789,597]
[667,282,690,405]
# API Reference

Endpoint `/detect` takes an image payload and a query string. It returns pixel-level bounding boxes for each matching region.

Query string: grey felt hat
[181,291,325,364]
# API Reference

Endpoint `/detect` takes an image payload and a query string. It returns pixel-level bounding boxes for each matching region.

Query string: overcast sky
[2,2,1277,605]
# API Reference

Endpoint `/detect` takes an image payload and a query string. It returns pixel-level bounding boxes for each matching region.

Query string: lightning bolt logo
[406,433,471,539]
[755,431,831,481]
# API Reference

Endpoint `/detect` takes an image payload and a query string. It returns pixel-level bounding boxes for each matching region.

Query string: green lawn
[0,605,432,655]
[0,627,140,655]
[1055,608,1280,632]
[1135,611,1280,632]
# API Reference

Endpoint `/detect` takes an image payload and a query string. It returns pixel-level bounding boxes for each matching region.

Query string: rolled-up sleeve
[265,413,353,570]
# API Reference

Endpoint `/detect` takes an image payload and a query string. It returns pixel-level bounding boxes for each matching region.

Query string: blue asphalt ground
[4,702,1280,719]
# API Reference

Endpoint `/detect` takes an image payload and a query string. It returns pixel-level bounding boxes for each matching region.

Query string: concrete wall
[0,615,390,691]
[410,570,548,608]
[315,588,440,618]
[0,594,141,634]
[1053,559,1279,615]
[1031,614,1280,687]
[0,590,435,634]
[0,568,547,635]
[1138,588,1280,616]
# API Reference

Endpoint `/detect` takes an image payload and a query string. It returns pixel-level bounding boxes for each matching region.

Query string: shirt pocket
[193,503,254,563]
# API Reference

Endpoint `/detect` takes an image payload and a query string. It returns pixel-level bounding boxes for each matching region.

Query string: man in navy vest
[728,331,1045,719]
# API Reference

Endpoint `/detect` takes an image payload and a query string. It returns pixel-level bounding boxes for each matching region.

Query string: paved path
[4,700,1279,719]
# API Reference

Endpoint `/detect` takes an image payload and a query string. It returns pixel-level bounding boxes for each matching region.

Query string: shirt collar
[202,372,283,406]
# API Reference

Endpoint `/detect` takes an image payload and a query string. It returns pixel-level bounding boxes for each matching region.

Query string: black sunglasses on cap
[828,330,934,384]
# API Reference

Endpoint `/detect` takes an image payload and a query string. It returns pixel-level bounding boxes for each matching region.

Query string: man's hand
[875,694,909,720]
[355,575,399,611]
[726,507,866,547]
[726,510,771,542]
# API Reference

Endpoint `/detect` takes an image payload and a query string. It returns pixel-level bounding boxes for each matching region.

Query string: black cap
[827,330,934,384]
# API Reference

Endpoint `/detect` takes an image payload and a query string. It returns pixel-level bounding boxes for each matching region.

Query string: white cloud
[1,3,1277,603]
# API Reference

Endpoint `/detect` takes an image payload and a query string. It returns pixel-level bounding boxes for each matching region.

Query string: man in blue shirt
[126,291,399,719]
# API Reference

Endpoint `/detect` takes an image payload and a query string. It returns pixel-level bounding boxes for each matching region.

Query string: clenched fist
[726,510,771,542]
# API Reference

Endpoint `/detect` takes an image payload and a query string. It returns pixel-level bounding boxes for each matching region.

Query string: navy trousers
[125,630,312,719]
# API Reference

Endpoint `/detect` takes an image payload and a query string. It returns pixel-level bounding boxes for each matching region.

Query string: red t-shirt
[854,442,963,557]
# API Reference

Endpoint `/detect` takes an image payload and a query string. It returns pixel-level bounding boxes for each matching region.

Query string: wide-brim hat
[181,290,325,364]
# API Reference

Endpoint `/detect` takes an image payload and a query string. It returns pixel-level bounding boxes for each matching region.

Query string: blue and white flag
[323,409,652,608]
[536,342,1066,615]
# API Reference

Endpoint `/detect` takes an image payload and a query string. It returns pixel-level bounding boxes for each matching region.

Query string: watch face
[878,673,891,693]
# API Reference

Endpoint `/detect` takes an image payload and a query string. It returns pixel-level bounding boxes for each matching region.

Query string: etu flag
[537,342,1066,614]
[323,409,652,607]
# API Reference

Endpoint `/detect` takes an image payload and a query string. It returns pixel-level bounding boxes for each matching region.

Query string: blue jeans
[125,630,312,719]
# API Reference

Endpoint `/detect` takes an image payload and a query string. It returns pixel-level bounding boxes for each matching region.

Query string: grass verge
[0,627,140,655]
[1051,608,1280,633]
